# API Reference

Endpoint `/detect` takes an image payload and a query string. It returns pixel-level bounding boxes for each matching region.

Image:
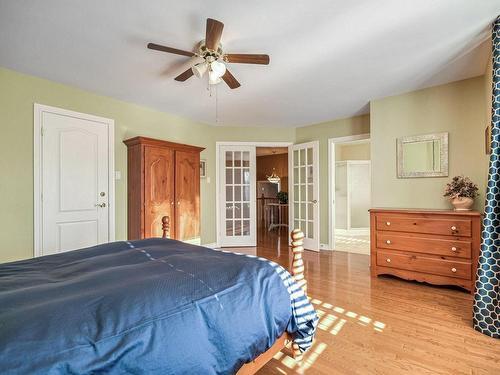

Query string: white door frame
[328,134,370,250]
[33,103,115,257]
[215,141,292,247]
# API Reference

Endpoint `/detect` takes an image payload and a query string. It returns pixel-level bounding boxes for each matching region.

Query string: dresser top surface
[369,208,481,216]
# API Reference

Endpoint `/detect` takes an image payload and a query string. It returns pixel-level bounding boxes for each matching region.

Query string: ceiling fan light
[208,70,222,85]
[192,62,208,78]
[210,60,227,78]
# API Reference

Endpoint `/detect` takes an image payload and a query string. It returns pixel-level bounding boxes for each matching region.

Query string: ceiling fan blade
[205,18,224,50]
[174,68,194,82]
[147,43,195,57]
[221,69,241,89]
[224,54,270,65]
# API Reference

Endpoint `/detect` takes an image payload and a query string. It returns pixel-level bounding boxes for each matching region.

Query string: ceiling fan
[147,18,270,89]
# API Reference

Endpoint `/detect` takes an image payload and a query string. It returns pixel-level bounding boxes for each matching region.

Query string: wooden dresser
[369,208,481,292]
[124,136,204,242]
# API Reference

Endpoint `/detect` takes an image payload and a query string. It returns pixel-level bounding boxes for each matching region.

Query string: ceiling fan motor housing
[196,40,223,62]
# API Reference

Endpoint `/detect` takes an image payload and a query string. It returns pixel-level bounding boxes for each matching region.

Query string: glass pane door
[219,145,256,246]
[290,141,319,251]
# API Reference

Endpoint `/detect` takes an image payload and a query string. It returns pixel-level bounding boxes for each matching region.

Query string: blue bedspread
[0,238,317,374]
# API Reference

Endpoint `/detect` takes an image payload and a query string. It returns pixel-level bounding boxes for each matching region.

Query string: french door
[218,145,256,246]
[289,141,320,251]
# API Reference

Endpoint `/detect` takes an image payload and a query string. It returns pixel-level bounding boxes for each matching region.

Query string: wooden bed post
[290,229,307,294]
[161,216,170,238]
[290,229,306,361]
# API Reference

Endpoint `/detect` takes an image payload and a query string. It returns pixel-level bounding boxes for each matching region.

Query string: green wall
[335,142,371,161]
[0,66,490,262]
[0,67,294,263]
[371,76,488,212]
[295,115,371,245]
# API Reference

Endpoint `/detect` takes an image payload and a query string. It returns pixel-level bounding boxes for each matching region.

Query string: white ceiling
[0,1,499,128]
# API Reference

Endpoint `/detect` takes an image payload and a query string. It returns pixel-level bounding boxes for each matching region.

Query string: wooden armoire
[124,136,204,241]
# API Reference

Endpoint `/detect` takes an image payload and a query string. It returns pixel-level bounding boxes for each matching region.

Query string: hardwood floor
[228,229,500,375]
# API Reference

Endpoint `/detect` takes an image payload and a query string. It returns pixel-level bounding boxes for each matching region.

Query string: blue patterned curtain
[473,16,500,339]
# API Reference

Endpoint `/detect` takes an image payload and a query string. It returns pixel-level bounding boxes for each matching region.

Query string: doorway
[34,104,115,257]
[216,141,319,251]
[329,135,371,254]
[256,147,289,247]
[216,142,291,248]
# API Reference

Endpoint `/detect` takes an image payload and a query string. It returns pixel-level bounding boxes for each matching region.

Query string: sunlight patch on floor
[271,300,386,373]
[296,342,327,374]
[334,234,370,253]
[317,313,338,331]
[273,351,284,360]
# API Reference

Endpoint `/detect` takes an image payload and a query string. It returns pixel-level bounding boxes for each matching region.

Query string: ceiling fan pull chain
[215,84,219,124]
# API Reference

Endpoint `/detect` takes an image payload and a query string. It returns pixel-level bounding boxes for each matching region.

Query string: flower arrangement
[276,191,288,204]
[443,176,479,199]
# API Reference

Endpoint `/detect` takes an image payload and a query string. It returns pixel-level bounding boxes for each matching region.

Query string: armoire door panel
[175,150,200,240]
[144,146,175,238]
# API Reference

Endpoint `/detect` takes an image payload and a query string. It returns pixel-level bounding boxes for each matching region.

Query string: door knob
[311,200,318,204]
[95,203,106,208]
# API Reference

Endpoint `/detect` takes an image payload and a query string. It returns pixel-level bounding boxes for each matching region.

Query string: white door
[289,141,320,251]
[40,109,111,255]
[218,145,256,247]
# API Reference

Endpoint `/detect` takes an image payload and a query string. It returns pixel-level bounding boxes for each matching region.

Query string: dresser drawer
[376,233,471,259]
[376,215,471,237]
[376,250,471,279]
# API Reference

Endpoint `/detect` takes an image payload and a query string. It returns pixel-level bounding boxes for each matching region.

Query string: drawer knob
[451,267,457,273]
[386,221,391,226]
[451,246,457,252]
[386,258,391,263]
[451,226,457,231]
[386,240,391,245]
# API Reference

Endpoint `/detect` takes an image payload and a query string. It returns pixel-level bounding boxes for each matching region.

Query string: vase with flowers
[443,175,479,211]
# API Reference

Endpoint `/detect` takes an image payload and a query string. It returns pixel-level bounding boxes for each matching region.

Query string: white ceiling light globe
[208,70,222,85]
[210,60,226,78]
[191,62,208,78]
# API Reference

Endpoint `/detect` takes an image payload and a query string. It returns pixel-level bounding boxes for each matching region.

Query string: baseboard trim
[182,238,201,246]
[201,242,217,249]
[334,247,370,255]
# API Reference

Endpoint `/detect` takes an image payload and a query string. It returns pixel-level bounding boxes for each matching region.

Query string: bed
[0,216,317,374]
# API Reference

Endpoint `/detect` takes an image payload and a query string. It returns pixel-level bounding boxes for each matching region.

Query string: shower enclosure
[335,160,371,234]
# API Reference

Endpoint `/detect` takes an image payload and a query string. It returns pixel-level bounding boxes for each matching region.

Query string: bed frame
[160,216,307,374]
